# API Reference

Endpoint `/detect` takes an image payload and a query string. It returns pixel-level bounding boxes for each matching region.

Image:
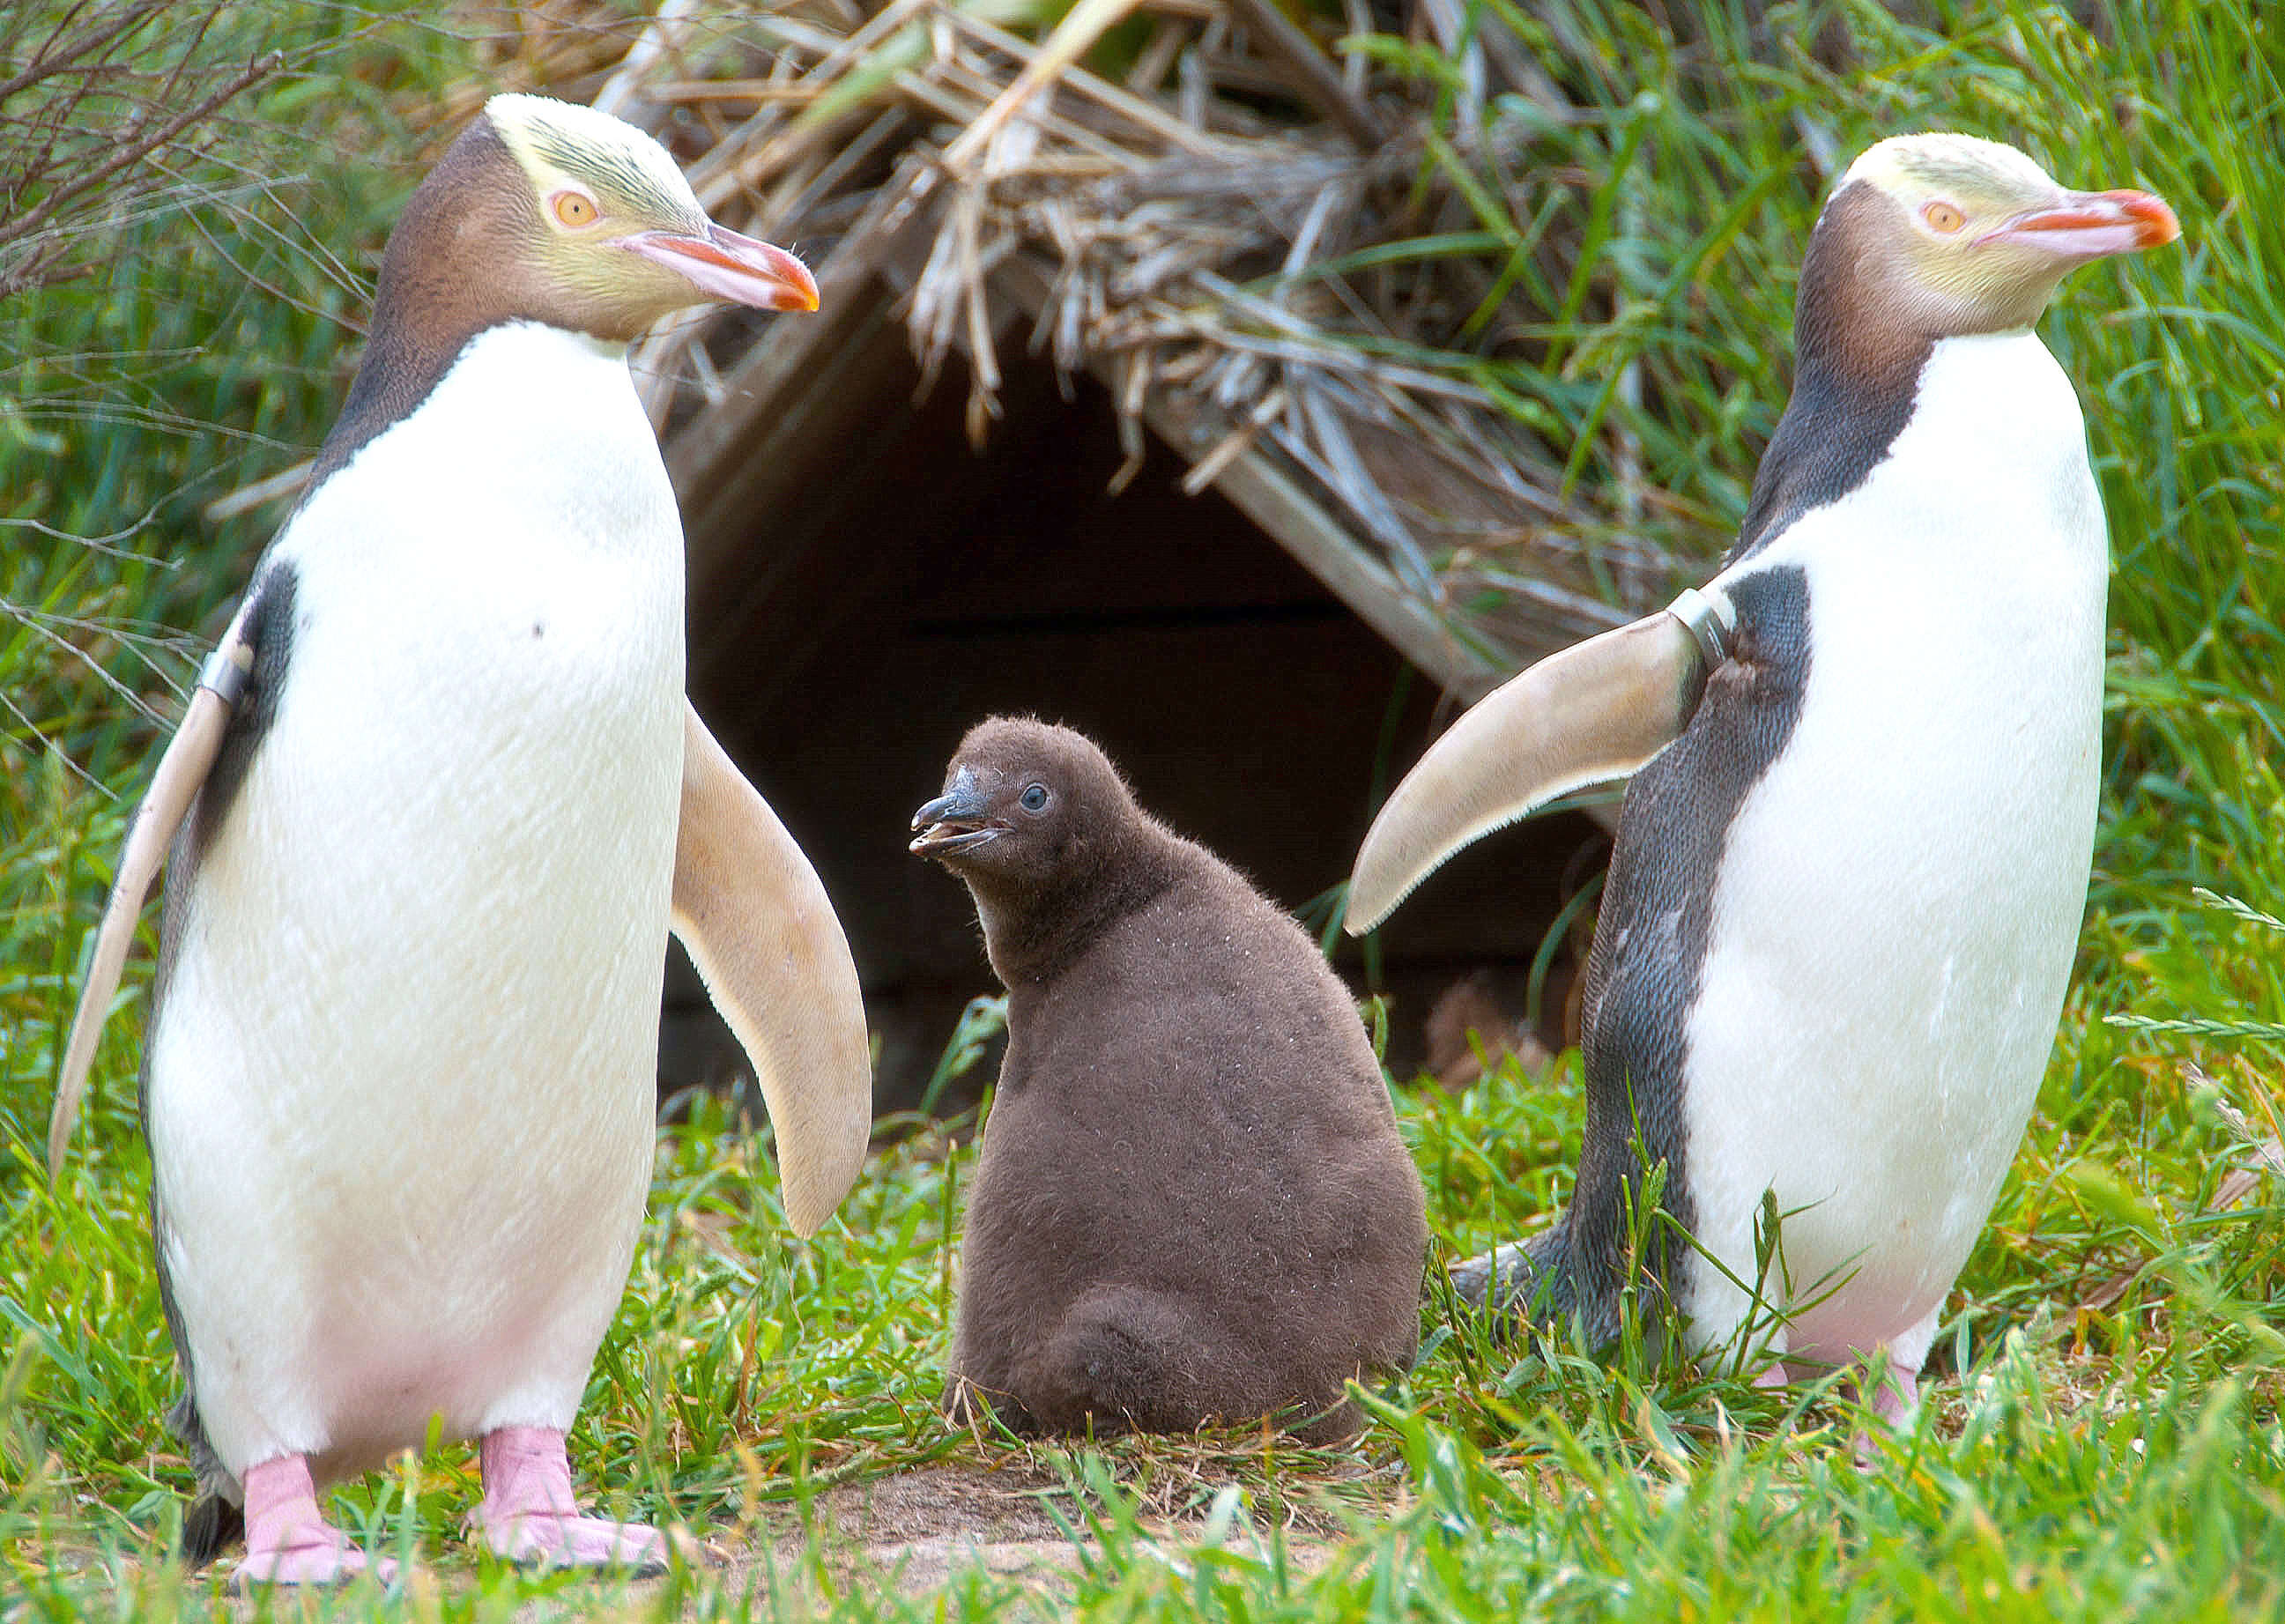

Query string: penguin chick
[911,719,1427,1444]
[49,93,871,1586]
[1347,134,2179,1422]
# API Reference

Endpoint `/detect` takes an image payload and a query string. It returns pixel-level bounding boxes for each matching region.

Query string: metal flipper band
[198,646,253,708]
[1666,585,1737,671]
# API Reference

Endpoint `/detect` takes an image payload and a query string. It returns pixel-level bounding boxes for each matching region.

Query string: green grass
[4,0,2282,1616]
[6,1044,2282,1617]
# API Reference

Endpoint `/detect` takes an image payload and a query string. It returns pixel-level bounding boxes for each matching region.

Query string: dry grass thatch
[456,0,1725,693]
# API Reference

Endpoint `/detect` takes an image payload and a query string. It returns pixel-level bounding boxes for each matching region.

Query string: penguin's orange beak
[1983,189,2181,261]
[624,224,820,313]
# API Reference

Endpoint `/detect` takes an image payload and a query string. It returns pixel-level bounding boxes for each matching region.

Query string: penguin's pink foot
[231,1454,396,1590]
[1866,1363,1919,1427]
[473,1427,668,1573]
[1843,1361,1922,1466]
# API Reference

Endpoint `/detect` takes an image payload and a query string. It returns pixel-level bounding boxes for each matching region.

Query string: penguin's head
[909,719,1166,917]
[376,93,818,345]
[1814,133,2177,341]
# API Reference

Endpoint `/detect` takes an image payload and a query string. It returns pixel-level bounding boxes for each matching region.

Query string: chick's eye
[1923,200,1966,234]
[1019,783,1050,812]
[553,191,599,228]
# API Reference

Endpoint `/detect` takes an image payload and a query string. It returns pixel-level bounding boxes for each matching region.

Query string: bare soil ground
[753,1461,1352,1603]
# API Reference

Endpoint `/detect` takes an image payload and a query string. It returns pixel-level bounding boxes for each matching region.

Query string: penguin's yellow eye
[553,192,599,229]
[1923,201,1966,234]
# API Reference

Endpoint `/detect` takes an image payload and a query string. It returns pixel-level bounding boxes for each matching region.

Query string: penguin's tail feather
[1448,1222,1575,1324]
[181,1494,244,1567]
[167,1390,243,1568]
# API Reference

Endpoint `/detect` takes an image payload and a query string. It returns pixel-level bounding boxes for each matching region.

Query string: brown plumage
[910,718,1427,1443]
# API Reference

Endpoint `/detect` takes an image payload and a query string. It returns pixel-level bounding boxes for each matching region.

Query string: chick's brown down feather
[914,717,1427,1442]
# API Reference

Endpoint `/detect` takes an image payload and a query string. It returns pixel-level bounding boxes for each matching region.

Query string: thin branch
[0,46,283,267]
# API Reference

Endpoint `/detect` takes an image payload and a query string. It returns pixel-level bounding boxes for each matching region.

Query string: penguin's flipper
[1344,589,1735,935]
[48,621,258,1178]
[671,701,872,1235]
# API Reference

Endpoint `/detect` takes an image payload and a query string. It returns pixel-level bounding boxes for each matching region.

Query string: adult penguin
[1344,134,2177,1419]
[48,94,872,1583]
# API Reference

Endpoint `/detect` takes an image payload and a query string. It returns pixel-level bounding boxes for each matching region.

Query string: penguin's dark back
[1733,182,1935,564]
[1562,565,1813,1342]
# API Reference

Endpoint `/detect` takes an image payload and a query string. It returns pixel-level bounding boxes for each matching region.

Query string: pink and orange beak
[623,222,820,314]
[1982,188,2181,262]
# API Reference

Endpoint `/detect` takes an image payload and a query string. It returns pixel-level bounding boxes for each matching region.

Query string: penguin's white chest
[146,323,687,1481]
[1679,332,2106,1361]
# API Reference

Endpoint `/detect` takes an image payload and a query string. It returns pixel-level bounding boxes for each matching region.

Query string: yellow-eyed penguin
[47,93,872,1583]
[1344,135,2178,1420]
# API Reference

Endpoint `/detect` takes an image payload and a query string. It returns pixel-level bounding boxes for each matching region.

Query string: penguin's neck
[1871,329,2094,568]
[972,842,1183,990]
[280,320,669,600]
[312,301,630,494]
[1736,310,2057,567]
[1732,326,2097,612]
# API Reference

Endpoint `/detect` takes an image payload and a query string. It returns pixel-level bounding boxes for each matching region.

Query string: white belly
[1678,332,2106,1361]
[145,323,686,1483]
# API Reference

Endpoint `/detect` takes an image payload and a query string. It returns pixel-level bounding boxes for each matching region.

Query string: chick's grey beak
[909,770,1005,856]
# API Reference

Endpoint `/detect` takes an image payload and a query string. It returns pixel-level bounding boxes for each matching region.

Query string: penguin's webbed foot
[230,1454,397,1591]
[484,1509,671,1572]
[1751,1359,1799,1391]
[473,1426,671,1575]
[1849,1373,1922,1469]
[1755,1345,1923,1459]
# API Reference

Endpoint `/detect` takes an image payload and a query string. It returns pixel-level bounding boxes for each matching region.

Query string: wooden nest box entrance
[659,234,1612,1110]
[603,6,1711,1110]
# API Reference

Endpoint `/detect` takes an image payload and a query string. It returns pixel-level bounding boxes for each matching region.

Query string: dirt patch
[757,1461,1347,1599]
[768,1464,1085,1599]
[811,1463,1079,1547]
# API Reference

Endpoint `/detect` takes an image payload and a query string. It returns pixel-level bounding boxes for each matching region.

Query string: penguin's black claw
[224,1549,403,1594]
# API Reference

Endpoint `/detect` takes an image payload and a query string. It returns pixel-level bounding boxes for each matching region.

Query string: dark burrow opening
[664,349,1609,1119]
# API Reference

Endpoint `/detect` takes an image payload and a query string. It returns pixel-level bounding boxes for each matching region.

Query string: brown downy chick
[910,717,1427,1443]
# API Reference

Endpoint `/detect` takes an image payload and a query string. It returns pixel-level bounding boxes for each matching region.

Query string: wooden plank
[669,167,942,604]
[668,173,1518,705]
[1143,401,1502,701]
[983,249,1506,700]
